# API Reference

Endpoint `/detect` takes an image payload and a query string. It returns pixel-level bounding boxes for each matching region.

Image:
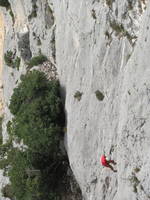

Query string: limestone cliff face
[1,0,150,200]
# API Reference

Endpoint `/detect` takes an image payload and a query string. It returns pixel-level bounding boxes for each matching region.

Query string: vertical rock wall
[51,0,150,199]
[0,13,4,115]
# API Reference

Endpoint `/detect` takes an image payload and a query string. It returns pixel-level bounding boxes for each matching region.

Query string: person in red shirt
[100,155,117,172]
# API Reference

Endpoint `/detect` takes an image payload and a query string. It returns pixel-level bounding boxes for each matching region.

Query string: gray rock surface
[51,0,150,199]
[1,0,150,199]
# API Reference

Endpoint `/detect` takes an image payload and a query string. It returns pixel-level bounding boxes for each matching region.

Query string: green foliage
[14,57,21,70]
[134,167,140,173]
[110,20,137,45]
[4,50,14,66]
[28,1,38,20]
[0,1,15,24]
[0,116,3,145]
[0,158,10,169]
[129,173,140,193]
[2,184,15,199]
[28,55,48,68]
[0,1,15,23]
[106,0,113,8]
[28,10,37,20]
[74,91,83,101]
[91,9,96,19]
[0,140,12,159]
[4,51,21,70]
[127,0,133,10]
[0,0,10,8]
[9,8,15,24]
[8,150,32,200]
[1,70,66,200]
[95,90,104,101]
[110,21,125,35]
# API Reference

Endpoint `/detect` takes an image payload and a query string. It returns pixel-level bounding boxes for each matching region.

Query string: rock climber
[100,154,117,172]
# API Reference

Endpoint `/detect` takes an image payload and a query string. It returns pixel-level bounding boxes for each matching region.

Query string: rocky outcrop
[0,0,150,200]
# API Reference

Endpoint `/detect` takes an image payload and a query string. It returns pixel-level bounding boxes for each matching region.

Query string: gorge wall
[0,0,150,200]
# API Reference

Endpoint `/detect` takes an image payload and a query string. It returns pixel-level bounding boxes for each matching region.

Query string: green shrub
[110,20,137,45]
[28,54,48,68]
[28,1,37,20]
[0,158,10,169]
[0,116,3,145]
[134,167,140,173]
[95,90,104,101]
[0,0,10,8]
[14,57,21,70]
[9,8,15,24]
[106,0,113,8]
[91,9,96,19]
[4,51,21,70]
[128,0,133,10]
[4,50,14,66]
[2,184,14,199]
[0,1,15,22]
[110,21,125,35]
[28,10,37,20]
[0,70,66,200]
[74,91,83,101]
[129,173,140,193]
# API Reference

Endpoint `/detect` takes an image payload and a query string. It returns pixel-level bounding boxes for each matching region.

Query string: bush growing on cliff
[1,184,14,199]
[106,0,113,8]
[0,70,67,200]
[4,51,21,70]
[74,91,83,101]
[28,0,38,20]
[95,90,104,101]
[13,57,21,70]
[0,0,10,8]
[9,8,15,24]
[28,54,48,68]
[0,116,3,145]
[4,50,14,66]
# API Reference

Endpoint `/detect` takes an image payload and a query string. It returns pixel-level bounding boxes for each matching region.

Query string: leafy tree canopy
[0,70,67,200]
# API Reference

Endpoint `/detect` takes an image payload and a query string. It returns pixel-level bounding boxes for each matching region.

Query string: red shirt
[100,155,108,166]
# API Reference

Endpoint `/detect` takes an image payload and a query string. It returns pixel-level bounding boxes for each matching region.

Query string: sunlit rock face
[1,0,150,199]
[51,0,150,199]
